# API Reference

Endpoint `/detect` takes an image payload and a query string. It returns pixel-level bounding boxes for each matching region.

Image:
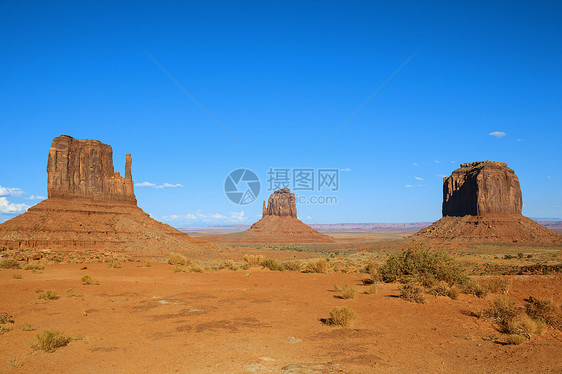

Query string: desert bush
[243,255,264,266]
[505,334,526,345]
[302,258,329,273]
[23,262,45,271]
[0,313,14,324]
[32,330,71,352]
[482,277,511,295]
[399,283,426,304]
[380,246,465,285]
[334,283,358,299]
[525,297,561,329]
[81,274,99,285]
[327,306,357,327]
[37,290,59,301]
[0,258,20,269]
[365,284,378,295]
[447,285,461,300]
[65,289,83,298]
[12,274,22,279]
[174,263,203,273]
[480,296,521,325]
[429,281,450,296]
[363,262,381,282]
[0,325,12,334]
[282,260,302,271]
[504,314,545,336]
[21,324,35,331]
[168,253,191,267]
[260,258,285,271]
[106,259,122,268]
[460,279,489,298]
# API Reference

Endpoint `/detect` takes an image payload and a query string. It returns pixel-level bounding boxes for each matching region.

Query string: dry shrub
[481,296,521,324]
[12,274,22,279]
[243,255,264,266]
[365,284,378,295]
[334,283,358,299]
[37,290,59,301]
[482,277,512,295]
[447,285,461,300]
[505,314,545,336]
[0,313,14,324]
[505,334,526,345]
[282,261,302,271]
[429,281,450,296]
[303,258,329,273]
[399,283,426,304]
[525,297,561,330]
[81,274,99,285]
[168,253,191,267]
[364,262,381,282]
[260,258,285,271]
[328,306,357,327]
[106,259,122,268]
[0,325,12,335]
[460,279,489,298]
[0,258,20,269]
[32,330,71,352]
[23,262,45,271]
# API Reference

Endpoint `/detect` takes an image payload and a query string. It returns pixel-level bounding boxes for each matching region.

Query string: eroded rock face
[263,188,297,218]
[442,161,522,217]
[47,135,136,204]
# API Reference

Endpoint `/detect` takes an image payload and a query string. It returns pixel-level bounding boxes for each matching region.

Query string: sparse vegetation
[525,297,561,329]
[365,284,378,295]
[302,258,329,273]
[460,279,489,298]
[37,290,59,300]
[399,283,426,304]
[32,330,71,352]
[480,296,546,338]
[21,324,35,331]
[0,258,21,269]
[243,254,264,266]
[282,260,302,271]
[505,334,526,345]
[260,258,285,271]
[0,313,14,324]
[106,259,122,268]
[12,273,22,279]
[66,288,83,298]
[221,260,238,271]
[334,283,358,299]
[23,262,45,271]
[327,306,357,327]
[168,253,191,266]
[447,285,460,300]
[81,274,99,285]
[481,277,511,295]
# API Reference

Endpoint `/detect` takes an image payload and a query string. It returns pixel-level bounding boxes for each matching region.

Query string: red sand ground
[1,263,560,373]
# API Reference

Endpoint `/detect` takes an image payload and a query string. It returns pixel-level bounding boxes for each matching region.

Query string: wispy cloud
[25,195,45,200]
[434,160,440,164]
[405,184,414,188]
[413,162,419,167]
[436,174,447,178]
[0,186,24,197]
[489,131,506,138]
[0,197,29,214]
[135,182,183,189]
[414,176,424,181]
[161,210,246,224]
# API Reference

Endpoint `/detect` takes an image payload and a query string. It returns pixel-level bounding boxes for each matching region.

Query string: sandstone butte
[205,188,334,244]
[415,161,562,244]
[0,135,214,256]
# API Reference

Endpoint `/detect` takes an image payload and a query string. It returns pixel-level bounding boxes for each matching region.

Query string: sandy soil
[1,263,561,373]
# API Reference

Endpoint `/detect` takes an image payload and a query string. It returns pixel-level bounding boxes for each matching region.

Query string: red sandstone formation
[415,161,561,244]
[205,189,334,244]
[0,135,213,254]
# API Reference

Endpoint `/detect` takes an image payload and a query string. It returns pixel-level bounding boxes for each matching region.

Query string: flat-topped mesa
[442,160,522,217]
[263,188,297,218]
[47,135,136,204]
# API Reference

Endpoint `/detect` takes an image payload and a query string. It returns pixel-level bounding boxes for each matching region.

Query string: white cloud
[434,160,440,164]
[25,195,45,200]
[161,210,246,224]
[547,176,551,179]
[436,174,447,178]
[516,139,522,142]
[413,162,419,167]
[135,181,183,189]
[405,185,414,188]
[0,186,24,197]
[415,176,424,181]
[489,131,506,138]
[0,197,29,214]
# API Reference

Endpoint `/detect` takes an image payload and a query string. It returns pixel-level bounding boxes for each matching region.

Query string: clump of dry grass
[525,297,561,330]
[0,258,20,269]
[12,274,22,279]
[480,296,546,339]
[363,262,381,282]
[23,262,45,271]
[302,258,329,273]
[243,255,264,266]
[460,279,489,298]
[505,334,526,345]
[168,253,191,266]
[81,274,99,285]
[0,313,14,325]
[106,259,122,268]
[482,277,512,295]
[505,314,545,336]
[37,290,59,301]
[365,284,378,295]
[32,330,71,352]
[260,258,285,271]
[399,283,426,304]
[327,306,357,327]
[447,285,461,300]
[282,261,302,271]
[221,260,239,271]
[334,283,358,299]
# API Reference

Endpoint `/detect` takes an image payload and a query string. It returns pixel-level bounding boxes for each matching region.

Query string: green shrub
[37,290,59,301]
[32,330,71,352]
[261,258,285,271]
[380,246,464,285]
[243,255,264,266]
[0,258,20,269]
[399,283,426,304]
[327,307,357,327]
[302,258,329,273]
[81,274,99,285]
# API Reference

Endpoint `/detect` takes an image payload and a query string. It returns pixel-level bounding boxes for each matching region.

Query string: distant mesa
[205,188,334,244]
[0,135,213,254]
[415,161,561,244]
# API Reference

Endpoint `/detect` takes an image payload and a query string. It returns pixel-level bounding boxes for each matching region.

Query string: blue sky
[1,1,561,226]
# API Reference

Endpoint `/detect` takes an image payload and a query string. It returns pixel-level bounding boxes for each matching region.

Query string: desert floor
[1,259,561,373]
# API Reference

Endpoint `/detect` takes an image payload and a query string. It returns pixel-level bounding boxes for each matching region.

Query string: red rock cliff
[263,188,297,218]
